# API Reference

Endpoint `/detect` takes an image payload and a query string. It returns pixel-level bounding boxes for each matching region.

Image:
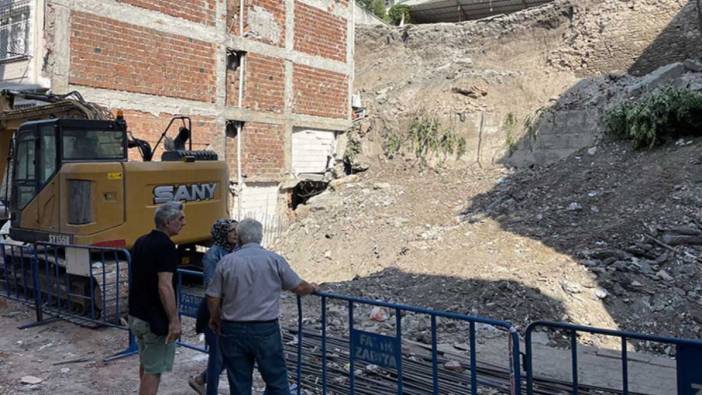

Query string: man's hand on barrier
[209,316,221,335]
[291,280,318,296]
[165,319,182,344]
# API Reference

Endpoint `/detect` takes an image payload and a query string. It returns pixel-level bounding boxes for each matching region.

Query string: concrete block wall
[37,0,353,188]
[506,109,601,167]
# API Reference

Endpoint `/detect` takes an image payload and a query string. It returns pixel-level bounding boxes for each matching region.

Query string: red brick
[227,53,285,112]
[117,109,218,160]
[117,0,216,25]
[69,12,216,102]
[292,64,348,119]
[294,2,346,62]
[226,122,284,179]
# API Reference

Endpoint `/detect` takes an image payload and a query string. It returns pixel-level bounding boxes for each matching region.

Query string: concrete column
[346,0,355,122]
[213,0,227,158]
[282,0,295,176]
[48,1,70,93]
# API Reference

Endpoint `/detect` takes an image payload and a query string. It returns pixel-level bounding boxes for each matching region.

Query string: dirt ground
[0,298,225,395]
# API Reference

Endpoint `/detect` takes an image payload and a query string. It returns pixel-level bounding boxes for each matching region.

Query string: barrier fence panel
[0,241,137,361]
[293,292,522,395]
[525,321,702,395]
[35,242,131,328]
[0,242,38,305]
[176,268,208,353]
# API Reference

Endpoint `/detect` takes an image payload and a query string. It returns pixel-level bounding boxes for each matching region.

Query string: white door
[292,128,337,175]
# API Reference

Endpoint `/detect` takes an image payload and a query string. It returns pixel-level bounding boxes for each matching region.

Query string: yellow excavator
[0,89,228,321]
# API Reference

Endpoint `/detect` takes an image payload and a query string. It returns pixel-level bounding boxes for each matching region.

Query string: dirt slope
[275,0,702,347]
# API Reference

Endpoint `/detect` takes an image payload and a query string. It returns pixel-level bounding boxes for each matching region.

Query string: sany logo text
[153,183,217,204]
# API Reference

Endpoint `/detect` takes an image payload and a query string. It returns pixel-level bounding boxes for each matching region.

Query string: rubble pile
[277,0,702,348]
[463,139,702,341]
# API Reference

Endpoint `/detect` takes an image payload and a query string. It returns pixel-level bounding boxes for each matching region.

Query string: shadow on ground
[462,1,702,340]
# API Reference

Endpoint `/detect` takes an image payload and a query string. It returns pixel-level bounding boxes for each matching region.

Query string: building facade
[0,0,354,235]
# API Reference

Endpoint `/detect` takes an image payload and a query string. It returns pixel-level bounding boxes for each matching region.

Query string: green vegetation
[357,0,386,20]
[384,131,402,158]
[604,87,702,148]
[343,136,361,163]
[407,115,467,162]
[503,112,519,153]
[371,0,386,19]
[381,116,467,162]
[387,4,411,25]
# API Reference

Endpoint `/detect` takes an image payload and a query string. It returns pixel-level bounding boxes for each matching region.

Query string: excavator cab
[10,119,127,233]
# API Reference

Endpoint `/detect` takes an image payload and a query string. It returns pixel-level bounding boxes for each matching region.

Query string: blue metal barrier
[0,241,137,361]
[34,242,131,327]
[0,242,39,305]
[176,268,208,353]
[295,291,522,395]
[525,320,702,395]
[35,242,137,361]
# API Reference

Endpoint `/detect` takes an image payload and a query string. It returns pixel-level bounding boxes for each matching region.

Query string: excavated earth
[276,136,702,349]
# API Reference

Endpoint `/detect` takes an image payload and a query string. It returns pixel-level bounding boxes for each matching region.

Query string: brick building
[0,0,354,233]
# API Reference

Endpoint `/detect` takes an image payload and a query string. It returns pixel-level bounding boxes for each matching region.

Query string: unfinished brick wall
[116,0,216,25]
[242,0,286,47]
[293,64,348,119]
[226,0,241,35]
[69,12,216,102]
[238,122,284,179]
[226,53,285,112]
[119,110,218,160]
[294,1,347,62]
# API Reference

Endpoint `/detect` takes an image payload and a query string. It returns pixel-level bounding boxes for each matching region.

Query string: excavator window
[38,126,57,183]
[12,125,58,209]
[11,119,126,213]
[14,130,36,208]
[62,128,125,161]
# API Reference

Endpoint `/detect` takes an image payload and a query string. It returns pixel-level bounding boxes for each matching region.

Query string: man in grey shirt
[206,218,317,395]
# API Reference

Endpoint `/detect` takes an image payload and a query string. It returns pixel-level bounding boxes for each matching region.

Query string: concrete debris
[372,182,391,190]
[655,270,674,282]
[329,175,359,190]
[20,376,42,385]
[567,202,583,211]
[369,307,388,322]
[626,63,686,96]
[444,360,463,371]
[561,281,583,294]
[683,59,702,72]
[594,288,609,299]
[451,85,487,98]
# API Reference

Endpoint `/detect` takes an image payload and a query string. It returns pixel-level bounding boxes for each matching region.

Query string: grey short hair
[154,201,183,228]
[237,218,263,245]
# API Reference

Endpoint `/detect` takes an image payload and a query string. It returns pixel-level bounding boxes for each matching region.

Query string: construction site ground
[3,1,702,393]
[0,289,680,395]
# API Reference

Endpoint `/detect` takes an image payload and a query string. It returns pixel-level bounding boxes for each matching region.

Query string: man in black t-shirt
[128,201,186,395]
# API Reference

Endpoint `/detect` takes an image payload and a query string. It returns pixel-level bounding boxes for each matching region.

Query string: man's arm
[207,296,222,335]
[290,280,318,296]
[157,272,181,343]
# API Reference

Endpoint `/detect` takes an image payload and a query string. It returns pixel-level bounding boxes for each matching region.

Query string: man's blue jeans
[220,320,290,395]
